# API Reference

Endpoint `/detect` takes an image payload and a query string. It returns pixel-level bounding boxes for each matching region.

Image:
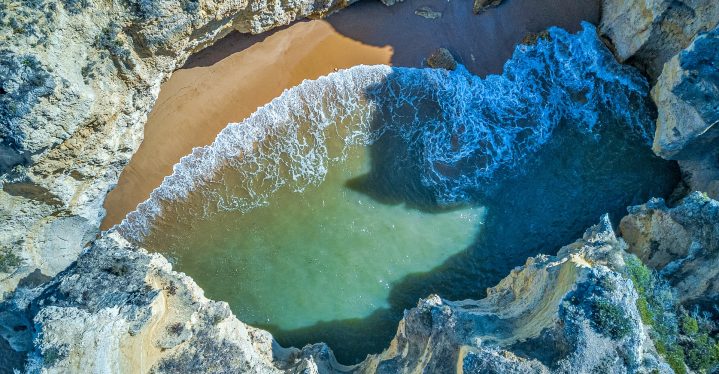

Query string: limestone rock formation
[1,232,351,373]
[360,216,668,373]
[0,0,364,298]
[651,27,719,198]
[600,0,719,80]
[620,192,719,305]
[2,215,679,373]
[600,0,719,199]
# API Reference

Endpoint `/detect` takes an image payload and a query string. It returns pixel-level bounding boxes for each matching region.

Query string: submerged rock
[425,48,457,70]
[414,6,442,19]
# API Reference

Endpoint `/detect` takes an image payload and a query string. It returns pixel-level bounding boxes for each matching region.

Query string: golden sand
[101,21,392,229]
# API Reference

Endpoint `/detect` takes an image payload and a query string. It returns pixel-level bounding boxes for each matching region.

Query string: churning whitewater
[117,23,653,242]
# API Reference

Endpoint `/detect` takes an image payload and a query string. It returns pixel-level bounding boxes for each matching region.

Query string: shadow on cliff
[263,71,681,365]
[324,0,599,75]
[181,0,600,76]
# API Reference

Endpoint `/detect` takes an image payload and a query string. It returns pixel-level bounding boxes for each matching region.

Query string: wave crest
[117,23,654,242]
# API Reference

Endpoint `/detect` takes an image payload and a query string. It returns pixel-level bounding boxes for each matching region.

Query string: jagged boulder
[473,0,503,14]
[425,48,457,70]
[620,192,719,305]
[600,0,719,80]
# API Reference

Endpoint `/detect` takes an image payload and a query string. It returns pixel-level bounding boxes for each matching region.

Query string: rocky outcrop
[620,192,719,305]
[600,0,719,80]
[651,27,719,198]
[473,0,503,15]
[2,215,677,373]
[600,0,719,199]
[0,0,365,297]
[1,232,352,373]
[425,48,457,70]
[360,216,668,373]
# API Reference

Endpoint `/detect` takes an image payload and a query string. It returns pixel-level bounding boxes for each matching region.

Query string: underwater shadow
[268,66,681,365]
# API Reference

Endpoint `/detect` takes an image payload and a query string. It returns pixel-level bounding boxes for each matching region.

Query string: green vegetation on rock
[592,297,632,339]
[0,247,22,273]
[625,255,719,373]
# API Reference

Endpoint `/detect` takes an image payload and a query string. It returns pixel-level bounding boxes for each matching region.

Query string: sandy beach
[100,21,392,229]
[101,0,600,229]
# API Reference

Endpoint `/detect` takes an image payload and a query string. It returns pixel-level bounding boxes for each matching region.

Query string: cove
[120,24,680,364]
[146,142,485,330]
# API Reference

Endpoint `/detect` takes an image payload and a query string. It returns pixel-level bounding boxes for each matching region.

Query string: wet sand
[101,0,600,229]
[101,21,392,229]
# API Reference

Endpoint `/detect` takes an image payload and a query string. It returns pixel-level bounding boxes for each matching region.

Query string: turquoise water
[149,141,486,331]
[122,24,680,364]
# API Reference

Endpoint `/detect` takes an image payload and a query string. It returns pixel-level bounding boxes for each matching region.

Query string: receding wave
[117,23,654,243]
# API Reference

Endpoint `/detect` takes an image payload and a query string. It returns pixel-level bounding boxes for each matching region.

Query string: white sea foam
[117,23,655,243]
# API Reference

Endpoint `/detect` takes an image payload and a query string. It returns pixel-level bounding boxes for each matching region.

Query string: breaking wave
[117,23,654,242]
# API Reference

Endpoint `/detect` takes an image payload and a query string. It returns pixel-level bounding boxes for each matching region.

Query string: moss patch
[0,248,22,273]
[592,298,632,339]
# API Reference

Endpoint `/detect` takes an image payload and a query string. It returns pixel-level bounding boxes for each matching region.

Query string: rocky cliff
[359,216,666,373]
[620,192,719,306]
[600,0,719,80]
[2,0,719,373]
[652,28,719,197]
[0,215,677,373]
[0,0,363,296]
[601,0,719,199]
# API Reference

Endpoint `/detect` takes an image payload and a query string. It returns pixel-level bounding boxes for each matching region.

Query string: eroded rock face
[620,192,719,305]
[1,232,350,373]
[2,215,675,373]
[600,0,719,199]
[359,216,668,373]
[651,27,719,197]
[600,0,719,80]
[0,0,361,297]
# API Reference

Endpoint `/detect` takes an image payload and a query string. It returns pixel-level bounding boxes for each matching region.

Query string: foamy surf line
[117,23,655,243]
[117,64,394,241]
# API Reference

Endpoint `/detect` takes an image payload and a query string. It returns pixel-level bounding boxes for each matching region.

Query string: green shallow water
[152,143,485,331]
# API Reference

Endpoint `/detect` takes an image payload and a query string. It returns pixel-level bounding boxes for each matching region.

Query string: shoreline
[100,20,392,229]
[101,0,600,229]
